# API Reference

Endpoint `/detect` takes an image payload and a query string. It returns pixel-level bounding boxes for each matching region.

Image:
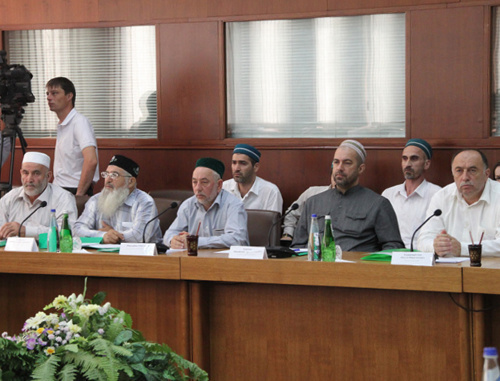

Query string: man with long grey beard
[74,155,162,244]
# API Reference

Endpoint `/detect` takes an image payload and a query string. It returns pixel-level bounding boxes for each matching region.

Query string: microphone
[18,201,48,237]
[410,209,442,251]
[142,201,178,245]
[267,203,299,246]
[266,203,299,259]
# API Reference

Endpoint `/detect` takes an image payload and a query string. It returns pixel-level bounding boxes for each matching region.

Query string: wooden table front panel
[203,282,471,380]
[0,274,191,359]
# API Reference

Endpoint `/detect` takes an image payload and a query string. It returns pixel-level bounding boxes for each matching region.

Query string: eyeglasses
[101,171,132,180]
[496,176,500,181]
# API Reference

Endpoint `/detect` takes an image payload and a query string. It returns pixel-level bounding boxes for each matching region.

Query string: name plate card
[391,251,435,267]
[228,246,268,260]
[119,243,157,256]
[5,237,39,252]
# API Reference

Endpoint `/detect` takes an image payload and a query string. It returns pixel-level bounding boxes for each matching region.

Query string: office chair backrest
[246,209,281,246]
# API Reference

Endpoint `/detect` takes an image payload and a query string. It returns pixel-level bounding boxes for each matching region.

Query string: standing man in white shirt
[382,139,441,248]
[418,149,500,257]
[223,144,283,213]
[46,77,99,196]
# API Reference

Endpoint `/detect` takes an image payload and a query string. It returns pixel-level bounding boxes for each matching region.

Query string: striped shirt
[74,188,162,243]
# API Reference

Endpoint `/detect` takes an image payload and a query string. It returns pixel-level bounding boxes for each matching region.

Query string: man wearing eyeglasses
[74,155,162,244]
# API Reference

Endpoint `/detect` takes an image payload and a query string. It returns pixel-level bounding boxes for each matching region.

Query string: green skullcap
[195,157,225,178]
[405,138,432,159]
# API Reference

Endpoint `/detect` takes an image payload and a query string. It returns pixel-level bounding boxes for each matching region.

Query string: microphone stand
[410,209,442,252]
[266,203,299,258]
[142,202,178,253]
[18,200,48,237]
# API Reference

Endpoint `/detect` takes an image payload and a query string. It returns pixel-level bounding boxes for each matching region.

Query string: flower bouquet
[0,280,208,381]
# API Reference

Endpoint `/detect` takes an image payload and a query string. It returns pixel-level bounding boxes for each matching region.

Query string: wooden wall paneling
[98,0,153,22]
[158,22,222,142]
[410,6,485,140]
[152,0,209,20]
[328,0,458,11]
[0,0,99,26]
[207,0,328,18]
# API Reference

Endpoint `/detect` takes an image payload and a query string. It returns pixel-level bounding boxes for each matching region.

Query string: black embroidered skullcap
[109,155,140,177]
[195,157,225,178]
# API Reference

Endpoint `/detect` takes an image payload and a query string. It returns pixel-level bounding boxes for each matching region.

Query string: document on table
[436,257,470,263]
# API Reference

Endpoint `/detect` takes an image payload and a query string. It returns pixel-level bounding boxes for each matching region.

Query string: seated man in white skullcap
[292,140,404,252]
[0,151,78,239]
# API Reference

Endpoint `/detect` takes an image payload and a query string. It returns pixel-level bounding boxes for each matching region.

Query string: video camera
[0,50,35,128]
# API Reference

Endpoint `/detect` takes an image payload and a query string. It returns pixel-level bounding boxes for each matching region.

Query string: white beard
[97,186,130,218]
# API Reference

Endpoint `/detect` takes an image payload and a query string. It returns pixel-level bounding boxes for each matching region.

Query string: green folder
[361,248,412,262]
[81,237,103,245]
[38,235,103,250]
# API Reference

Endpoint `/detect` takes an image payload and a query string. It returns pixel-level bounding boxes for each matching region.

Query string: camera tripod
[0,114,28,197]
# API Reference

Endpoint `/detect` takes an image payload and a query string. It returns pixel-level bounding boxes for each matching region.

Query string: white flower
[51,295,67,308]
[78,304,99,318]
[66,320,81,334]
[98,302,111,315]
[24,312,48,329]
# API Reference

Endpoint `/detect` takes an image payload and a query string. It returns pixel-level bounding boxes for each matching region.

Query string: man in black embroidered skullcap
[163,157,249,249]
[74,155,162,244]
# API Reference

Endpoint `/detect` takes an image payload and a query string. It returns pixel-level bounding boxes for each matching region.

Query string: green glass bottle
[59,212,73,253]
[321,215,336,262]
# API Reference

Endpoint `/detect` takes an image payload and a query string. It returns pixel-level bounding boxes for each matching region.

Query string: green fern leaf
[63,350,103,375]
[57,363,77,381]
[31,354,60,381]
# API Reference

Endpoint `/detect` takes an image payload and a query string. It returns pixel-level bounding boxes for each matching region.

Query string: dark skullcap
[195,157,225,179]
[109,155,140,177]
[405,138,432,159]
[233,144,261,162]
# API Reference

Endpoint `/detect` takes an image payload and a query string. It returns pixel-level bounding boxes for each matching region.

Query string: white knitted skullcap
[22,152,51,169]
[339,140,367,163]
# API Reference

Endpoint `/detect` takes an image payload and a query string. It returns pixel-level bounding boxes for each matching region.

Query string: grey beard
[98,186,130,218]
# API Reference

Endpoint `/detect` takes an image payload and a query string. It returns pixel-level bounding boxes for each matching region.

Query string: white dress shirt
[223,176,283,213]
[382,179,441,248]
[417,179,500,256]
[53,108,99,188]
[0,184,78,238]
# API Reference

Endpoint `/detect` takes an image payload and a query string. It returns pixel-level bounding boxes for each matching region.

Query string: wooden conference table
[0,249,498,380]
